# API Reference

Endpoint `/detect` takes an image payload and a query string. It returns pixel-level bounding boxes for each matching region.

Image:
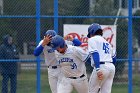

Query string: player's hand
[64,35,74,41]
[97,70,103,80]
[42,35,52,47]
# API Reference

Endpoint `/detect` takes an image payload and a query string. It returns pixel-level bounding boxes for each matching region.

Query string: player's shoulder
[69,45,84,53]
[54,50,59,55]
[88,35,100,42]
[65,40,73,45]
[67,45,75,50]
[54,50,61,58]
[67,45,80,51]
[94,35,102,40]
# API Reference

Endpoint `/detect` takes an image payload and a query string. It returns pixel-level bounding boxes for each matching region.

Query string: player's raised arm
[64,35,82,46]
[34,30,56,56]
[34,35,52,56]
[34,40,44,56]
[72,38,82,46]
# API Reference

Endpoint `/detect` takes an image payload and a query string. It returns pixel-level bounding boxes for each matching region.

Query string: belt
[47,66,58,69]
[69,74,85,79]
[100,62,113,64]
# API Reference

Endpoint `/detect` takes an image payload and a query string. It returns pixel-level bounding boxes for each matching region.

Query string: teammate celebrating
[34,30,81,93]
[51,35,89,93]
[87,23,116,93]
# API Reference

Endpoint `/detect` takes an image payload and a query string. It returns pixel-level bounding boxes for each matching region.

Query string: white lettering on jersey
[59,58,74,63]
[55,45,88,77]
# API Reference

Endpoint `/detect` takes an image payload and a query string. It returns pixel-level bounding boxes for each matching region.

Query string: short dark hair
[94,29,103,36]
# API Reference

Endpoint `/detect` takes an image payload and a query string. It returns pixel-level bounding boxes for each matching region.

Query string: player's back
[88,35,113,62]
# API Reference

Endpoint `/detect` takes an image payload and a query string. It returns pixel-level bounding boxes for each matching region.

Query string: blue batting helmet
[51,35,66,49]
[45,30,57,37]
[87,23,102,38]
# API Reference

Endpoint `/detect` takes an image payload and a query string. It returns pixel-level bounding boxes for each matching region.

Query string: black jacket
[0,35,19,74]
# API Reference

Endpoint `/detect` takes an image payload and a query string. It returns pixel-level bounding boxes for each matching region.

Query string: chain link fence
[0,0,140,93]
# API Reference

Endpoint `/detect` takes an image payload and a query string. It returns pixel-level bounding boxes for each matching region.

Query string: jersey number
[71,63,77,69]
[103,43,109,54]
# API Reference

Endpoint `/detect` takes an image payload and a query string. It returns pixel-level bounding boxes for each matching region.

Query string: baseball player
[50,35,90,93]
[87,23,116,93]
[33,30,82,93]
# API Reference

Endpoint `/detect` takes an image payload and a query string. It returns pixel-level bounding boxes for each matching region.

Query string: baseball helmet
[51,35,66,49]
[87,23,102,38]
[45,30,57,37]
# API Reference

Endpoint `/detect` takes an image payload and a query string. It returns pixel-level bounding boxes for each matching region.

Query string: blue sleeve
[112,56,116,65]
[72,39,82,46]
[34,45,44,56]
[91,52,100,68]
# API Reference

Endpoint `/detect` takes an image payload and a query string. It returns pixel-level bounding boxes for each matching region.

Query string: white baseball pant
[88,63,115,93]
[57,75,88,93]
[48,67,62,93]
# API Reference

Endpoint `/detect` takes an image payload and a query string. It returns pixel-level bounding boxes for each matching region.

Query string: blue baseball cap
[45,30,57,37]
[87,23,102,38]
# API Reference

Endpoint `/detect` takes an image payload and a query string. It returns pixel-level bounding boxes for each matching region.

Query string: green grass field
[0,70,140,93]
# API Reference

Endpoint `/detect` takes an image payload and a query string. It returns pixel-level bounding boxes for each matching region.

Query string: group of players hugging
[34,23,116,93]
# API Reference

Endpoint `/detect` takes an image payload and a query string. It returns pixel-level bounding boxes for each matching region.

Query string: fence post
[36,0,41,93]
[54,0,58,33]
[128,0,133,93]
